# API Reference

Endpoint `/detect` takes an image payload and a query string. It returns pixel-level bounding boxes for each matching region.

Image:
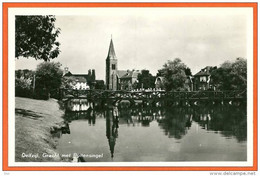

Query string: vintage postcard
[2,2,258,174]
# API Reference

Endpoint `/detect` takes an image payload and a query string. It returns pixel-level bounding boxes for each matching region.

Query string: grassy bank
[15,97,64,162]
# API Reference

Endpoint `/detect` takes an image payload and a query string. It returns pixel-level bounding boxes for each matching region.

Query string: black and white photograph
[11,6,253,167]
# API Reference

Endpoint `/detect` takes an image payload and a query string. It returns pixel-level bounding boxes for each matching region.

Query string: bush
[15,70,33,98]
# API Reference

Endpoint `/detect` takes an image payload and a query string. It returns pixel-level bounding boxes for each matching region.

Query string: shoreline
[15,97,65,162]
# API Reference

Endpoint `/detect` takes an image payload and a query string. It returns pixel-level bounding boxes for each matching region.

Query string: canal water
[55,103,247,162]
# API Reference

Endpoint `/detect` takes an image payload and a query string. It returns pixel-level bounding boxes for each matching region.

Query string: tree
[230,58,247,90]
[211,67,232,90]
[35,62,63,99]
[136,70,156,89]
[186,68,192,76]
[158,58,191,91]
[211,58,247,90]
[15,69,35,97]
[95,80,105,90]
[15,15,61,61]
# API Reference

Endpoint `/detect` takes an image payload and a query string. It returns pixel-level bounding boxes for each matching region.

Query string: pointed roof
[117,70,128,78]
[194,66,212,76]
[119,70,141,79]
[107,39,117,60]
[109,137,115,158]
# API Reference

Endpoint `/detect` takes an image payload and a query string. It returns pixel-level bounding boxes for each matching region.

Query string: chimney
[64,67,69,75]
[92,69,96,80]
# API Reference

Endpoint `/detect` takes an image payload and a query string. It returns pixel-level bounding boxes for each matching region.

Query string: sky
[15,8,249,80]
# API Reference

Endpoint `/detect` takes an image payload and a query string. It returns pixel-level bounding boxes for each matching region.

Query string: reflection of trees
[117,106,193,139]
[157,108,192,139]
[51,121,70,138]
[118,107,165,127]
[193,106,247,142]
[53,109,97,138]
[63,109,96,126]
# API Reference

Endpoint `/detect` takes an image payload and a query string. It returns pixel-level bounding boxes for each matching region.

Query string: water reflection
[192,107,247,142]
[157,109,193,139]
[56,103,247,161]
[106,107,119,158]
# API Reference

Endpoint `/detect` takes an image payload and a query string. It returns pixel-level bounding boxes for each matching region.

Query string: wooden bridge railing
[60,89,246,101]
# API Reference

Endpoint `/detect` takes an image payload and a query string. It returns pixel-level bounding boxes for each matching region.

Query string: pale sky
[15,8,249,80]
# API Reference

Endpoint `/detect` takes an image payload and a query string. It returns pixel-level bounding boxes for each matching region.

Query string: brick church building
[106,38,140,90]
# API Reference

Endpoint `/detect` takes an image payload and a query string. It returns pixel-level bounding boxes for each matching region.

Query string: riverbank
[15,97,64,162]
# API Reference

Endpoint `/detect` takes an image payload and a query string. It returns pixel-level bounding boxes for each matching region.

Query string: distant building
[185,76,193,91]
[106,38,141,90]
[118,69,140,90]
[155,76,165,89]
[193,66,215,91]
[63,67,95,89]
[73,77,89,90]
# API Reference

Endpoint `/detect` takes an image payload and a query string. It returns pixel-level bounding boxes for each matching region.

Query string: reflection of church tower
[106,107,119,158]
[106,38,118,90]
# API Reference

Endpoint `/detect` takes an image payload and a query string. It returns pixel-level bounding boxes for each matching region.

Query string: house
[105,38,141,90]
[63,67,95,90]
[193,66,215,91]
[155,76,164,89]
[73,77,89,90]
[118,70,140,90]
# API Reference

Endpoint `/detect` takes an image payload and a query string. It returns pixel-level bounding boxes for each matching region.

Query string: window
[112,64,116,70]
[200,76,207,82]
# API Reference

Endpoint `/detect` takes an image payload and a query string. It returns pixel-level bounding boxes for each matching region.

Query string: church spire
[107,38,116,60]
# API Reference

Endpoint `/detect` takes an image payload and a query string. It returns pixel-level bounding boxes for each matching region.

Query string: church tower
[106,38,118,90]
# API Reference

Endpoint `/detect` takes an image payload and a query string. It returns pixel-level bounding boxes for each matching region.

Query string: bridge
[60,89,246,107]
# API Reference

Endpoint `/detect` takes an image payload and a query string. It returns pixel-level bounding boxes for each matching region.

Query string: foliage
[211,58,247,90]
[120,80,133,90]
[35,62,63,99]
[158,58,191,91]
[185,68,192,76]
[15,15,61,61]
[231,58,247,89]
[15,69,35,97]
[61,76,77,89]
[15,69,34,79]
[95,80,105,90]
[15,76,32,90]
[136,70,156,89]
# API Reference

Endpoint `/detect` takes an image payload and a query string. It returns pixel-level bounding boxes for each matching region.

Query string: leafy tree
[15,15,61,61]
[95,80,105,90]
[136,70,156,89]
[231,58,247,90]
[15,77,32,90]
[15,69,35,97]
[211,58,247,90]
[185,68,192,76]
[158,58,191,91]
[61,76,77,89]
[35,62,63,99]
[211,67,232,90]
